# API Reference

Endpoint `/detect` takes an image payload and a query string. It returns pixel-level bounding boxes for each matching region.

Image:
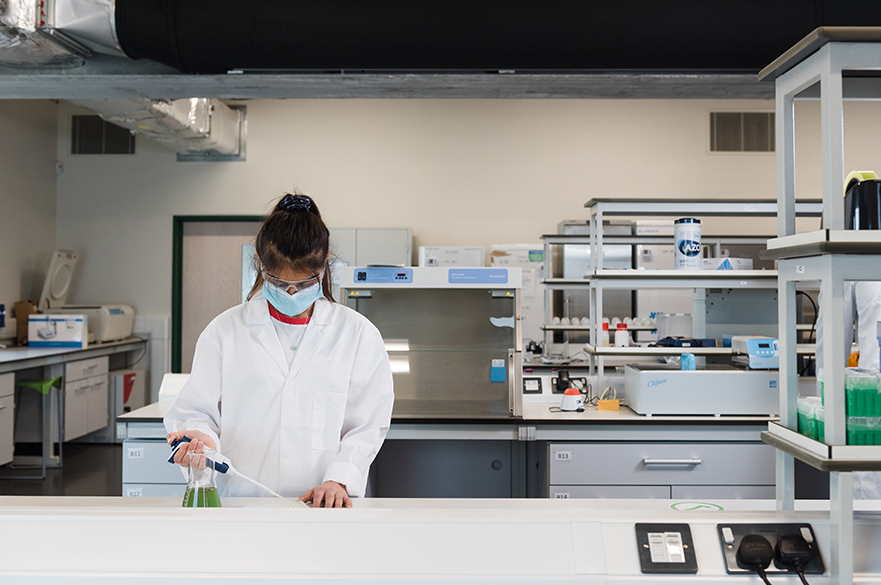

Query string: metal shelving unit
[539,231,801,363]
[566,198,822,387]
[757,27,881,585]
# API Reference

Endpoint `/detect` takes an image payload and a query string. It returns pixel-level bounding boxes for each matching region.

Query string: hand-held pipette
[168,436,286,500]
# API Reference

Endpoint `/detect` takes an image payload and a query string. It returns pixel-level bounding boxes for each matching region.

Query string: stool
[10,375,63,480]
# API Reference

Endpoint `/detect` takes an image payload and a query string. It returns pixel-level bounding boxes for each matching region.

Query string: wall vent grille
[71,115,136,155]
[710,112,774,153]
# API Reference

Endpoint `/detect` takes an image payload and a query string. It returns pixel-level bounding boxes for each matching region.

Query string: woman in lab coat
[165,193,394,507]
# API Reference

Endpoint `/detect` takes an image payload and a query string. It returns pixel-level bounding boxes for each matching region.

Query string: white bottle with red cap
[615,323,630,347]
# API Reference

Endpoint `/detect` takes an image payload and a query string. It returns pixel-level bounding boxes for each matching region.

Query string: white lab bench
[0,495,879,583]
[0,338,146,472]
[119,401,776,500]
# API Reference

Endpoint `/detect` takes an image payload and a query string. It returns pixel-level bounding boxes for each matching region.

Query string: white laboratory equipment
[624,364,779,416]
[340,266,522,419]
[418,246,485,267]
[38,249,136,342]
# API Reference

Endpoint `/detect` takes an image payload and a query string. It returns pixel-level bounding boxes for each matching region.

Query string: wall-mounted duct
[0,0,84,67]
[43,0,881,74]
[69,98,245,160]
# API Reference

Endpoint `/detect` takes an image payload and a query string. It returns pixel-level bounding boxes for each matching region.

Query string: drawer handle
[83,365,98,370]
[0,405,7,411]
[642,459,702,466]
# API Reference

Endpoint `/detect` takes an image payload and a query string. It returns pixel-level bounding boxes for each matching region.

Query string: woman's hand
[298,481,352,508]
[165,430,217,467]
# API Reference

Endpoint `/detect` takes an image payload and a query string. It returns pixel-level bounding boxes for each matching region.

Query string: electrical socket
[551,376,587,393]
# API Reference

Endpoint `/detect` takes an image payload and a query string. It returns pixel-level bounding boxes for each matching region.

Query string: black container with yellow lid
[845,170,881,230]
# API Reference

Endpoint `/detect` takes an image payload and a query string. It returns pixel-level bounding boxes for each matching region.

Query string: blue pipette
[168,436,286,499]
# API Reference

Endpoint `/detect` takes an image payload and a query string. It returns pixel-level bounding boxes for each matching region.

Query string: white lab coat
[815,281,881,499]
[164,296,394,498]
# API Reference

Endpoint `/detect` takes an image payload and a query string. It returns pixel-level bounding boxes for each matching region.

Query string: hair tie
[280,194,312,212]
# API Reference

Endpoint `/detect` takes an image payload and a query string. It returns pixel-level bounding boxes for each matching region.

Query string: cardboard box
[14,300,38,345]
[28,314,88,348]
[490,245,545,268]
[702,257,753,270]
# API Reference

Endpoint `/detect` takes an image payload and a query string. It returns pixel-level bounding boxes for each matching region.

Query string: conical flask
[182,449,222,507]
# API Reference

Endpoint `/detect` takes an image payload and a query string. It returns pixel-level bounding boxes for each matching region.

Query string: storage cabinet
[63,357,109,441]
[87,377,108,432]
[548,441,775,500]
[121,439,186,497]
[0,373,14,466]
[63,380,89,441]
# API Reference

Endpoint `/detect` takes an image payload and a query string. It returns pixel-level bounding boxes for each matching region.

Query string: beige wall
[54,98,881,317]
[0,100,58,335]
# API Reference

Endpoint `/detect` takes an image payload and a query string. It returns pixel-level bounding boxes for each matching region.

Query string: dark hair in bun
[247,192,334,302]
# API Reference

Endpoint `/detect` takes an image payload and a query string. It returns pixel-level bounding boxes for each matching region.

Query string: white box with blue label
[702,257,753,270]
[28,314,89,348]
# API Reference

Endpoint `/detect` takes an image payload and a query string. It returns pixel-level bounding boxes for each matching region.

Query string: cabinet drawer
[0,372,13,398]
[0,395,14,466]
[550,485,671,500]
[123,483,186,498]
[122,440,186,484]
[549,442,775,486]
[671,485,775,500]
[64,379,90,441]
[65,357,108,383]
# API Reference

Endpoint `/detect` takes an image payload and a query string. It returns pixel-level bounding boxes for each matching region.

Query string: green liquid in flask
[182,487,222,508]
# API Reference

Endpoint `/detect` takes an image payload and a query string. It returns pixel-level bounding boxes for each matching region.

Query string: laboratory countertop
[1,495,879,512]
[121,401,775,426]
[0,337,146,372]
[0,496,879,583]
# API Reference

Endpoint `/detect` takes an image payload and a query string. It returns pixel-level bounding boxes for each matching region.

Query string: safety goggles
[261,269,324,292]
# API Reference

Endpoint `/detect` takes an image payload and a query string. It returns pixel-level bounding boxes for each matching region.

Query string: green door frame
[171,215,264,373]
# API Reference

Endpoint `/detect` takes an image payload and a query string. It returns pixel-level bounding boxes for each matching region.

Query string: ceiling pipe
[69,98,244,157]
[38,0,881,74]
[0,0,84,67]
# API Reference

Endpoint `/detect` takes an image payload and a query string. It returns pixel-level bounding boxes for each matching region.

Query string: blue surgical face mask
[262,280,323,317]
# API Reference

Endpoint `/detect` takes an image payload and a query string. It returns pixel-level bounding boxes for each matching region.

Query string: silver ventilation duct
[69,98,245,159]
[51,0,124,57]
[0,0,85,67]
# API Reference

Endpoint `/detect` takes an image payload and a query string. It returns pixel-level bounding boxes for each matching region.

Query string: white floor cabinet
[63,357,109,442]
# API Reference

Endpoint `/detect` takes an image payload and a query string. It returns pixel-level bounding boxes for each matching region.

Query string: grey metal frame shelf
[583,344,732,357]
[759,27,881,585]
[584,270,783,386]
[560,198,809,388]
[763,422,881,472]
[583,198,822,272]
[539,231,786,364]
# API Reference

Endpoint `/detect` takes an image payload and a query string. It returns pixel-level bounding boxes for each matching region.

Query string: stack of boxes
[798,368,881,445]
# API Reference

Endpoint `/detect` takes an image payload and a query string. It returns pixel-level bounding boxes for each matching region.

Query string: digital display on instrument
[758,343,769,348]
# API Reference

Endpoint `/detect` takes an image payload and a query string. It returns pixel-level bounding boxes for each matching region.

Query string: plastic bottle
[601,322,610,347]
[615,323,629,347]
[674,218,702,269]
